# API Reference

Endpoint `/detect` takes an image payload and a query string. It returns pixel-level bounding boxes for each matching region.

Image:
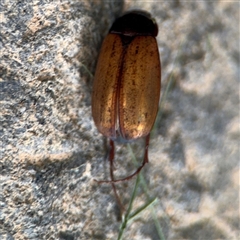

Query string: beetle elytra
[92,10,161,183]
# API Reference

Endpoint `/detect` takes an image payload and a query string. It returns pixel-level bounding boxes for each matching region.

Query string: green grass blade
[128,197,157,220]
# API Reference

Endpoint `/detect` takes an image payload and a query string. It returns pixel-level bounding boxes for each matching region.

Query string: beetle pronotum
[92,10,161,183]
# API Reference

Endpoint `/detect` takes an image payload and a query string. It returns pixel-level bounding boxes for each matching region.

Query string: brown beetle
[92,10,161,183]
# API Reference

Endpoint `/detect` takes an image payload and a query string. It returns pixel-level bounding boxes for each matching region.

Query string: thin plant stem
[152,40,183,140]
[80,62,94,78]
[117,174,141,240]
[128,145,167,240]
[128,197,157,220]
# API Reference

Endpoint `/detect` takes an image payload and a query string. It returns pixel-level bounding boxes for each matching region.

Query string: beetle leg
[98,134,150,183]
[94,140,125,212]
[143,133,150,163]
[110,134,150,182]
[108,139,125,212]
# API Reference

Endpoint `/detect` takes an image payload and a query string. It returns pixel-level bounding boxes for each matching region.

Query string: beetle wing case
[119,35,160,140]
[92,11,161,142]
[92,34,123,139]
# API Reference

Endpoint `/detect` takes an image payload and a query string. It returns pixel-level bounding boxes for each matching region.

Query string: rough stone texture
[0,1,239,240]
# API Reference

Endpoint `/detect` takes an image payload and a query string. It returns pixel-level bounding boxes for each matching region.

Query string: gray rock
[0,1,239,239]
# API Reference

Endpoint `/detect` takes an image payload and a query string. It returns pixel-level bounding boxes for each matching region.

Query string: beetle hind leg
[97,134,150,183]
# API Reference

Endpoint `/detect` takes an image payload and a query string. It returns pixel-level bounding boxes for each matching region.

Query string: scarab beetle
[92,10,161,183]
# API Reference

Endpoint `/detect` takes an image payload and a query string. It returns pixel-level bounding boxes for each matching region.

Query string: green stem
[127,145,167,240]
[117,174,141,240]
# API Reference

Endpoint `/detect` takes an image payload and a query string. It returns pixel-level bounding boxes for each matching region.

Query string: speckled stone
[0,1,239,240]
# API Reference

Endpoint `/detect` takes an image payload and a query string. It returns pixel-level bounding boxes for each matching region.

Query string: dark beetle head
[109,10,158,37]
